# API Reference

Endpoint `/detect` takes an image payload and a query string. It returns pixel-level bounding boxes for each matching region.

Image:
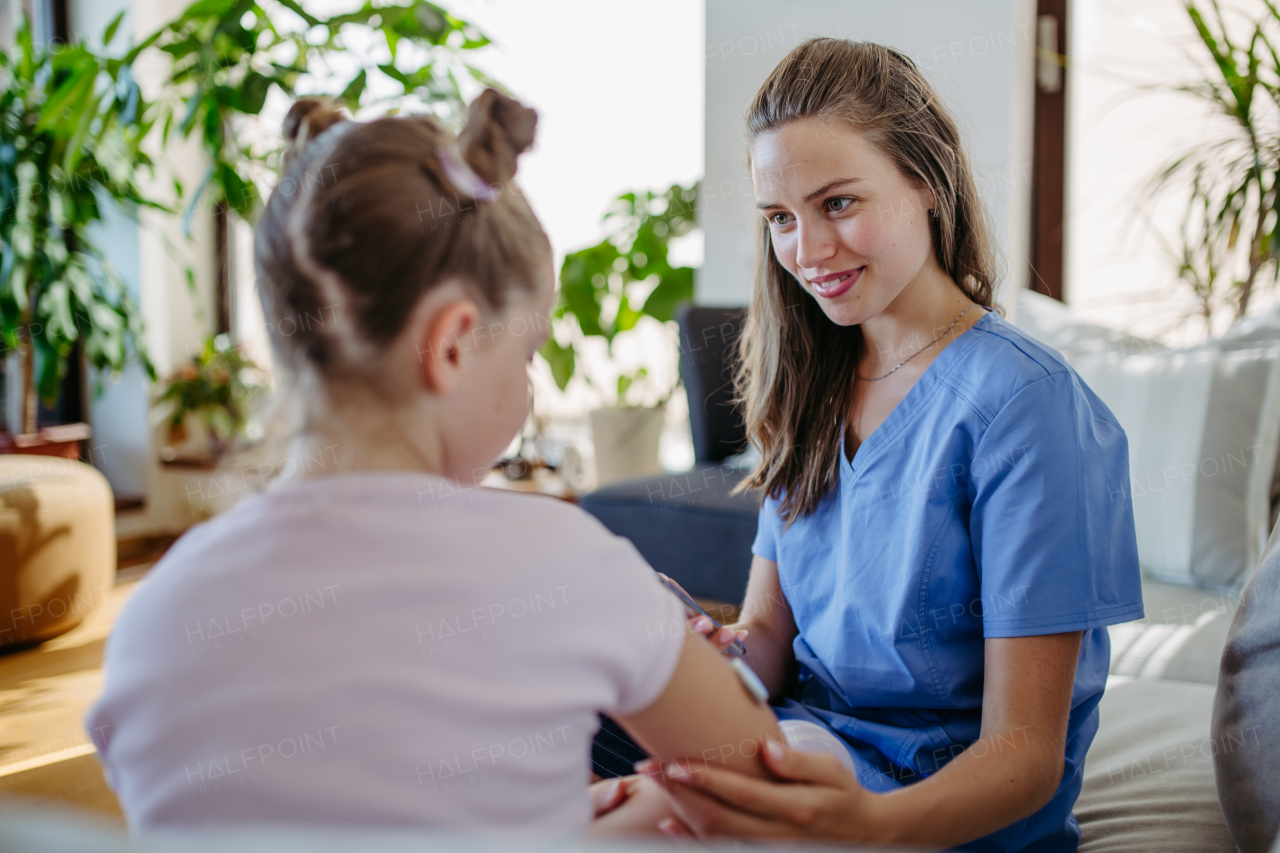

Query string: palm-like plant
[1152,1,1280,328]
[0,13,159,435]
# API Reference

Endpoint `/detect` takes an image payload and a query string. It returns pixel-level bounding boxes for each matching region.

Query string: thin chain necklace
[857,304,981,381]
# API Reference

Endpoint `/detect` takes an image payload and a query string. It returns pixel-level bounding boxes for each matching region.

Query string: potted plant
[0,13,158,458]
[1146,2,1280,332]
[540,183,698,484]
[155,334,267,465]
[142,0,502,333]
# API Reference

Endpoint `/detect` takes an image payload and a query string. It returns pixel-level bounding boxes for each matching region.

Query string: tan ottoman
[0,456,114,650]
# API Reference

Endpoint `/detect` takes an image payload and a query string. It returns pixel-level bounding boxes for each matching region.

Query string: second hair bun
[457,89,538,189]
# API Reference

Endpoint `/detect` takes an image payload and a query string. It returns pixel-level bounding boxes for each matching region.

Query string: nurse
[639,38,1144,850]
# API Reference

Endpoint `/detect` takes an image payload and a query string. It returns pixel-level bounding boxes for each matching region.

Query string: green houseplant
[156,333,267,461]
[1148,1,1280,330]
[141,0,501,331]
[540,182,698,483]
[0,13,158,448]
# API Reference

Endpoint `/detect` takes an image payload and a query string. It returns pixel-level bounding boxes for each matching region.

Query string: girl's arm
[642,630,1083,848]
[615,627,783,779]
[701,556,799,699]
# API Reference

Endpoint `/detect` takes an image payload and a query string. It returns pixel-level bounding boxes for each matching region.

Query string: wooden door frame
[1030,0,1068,302]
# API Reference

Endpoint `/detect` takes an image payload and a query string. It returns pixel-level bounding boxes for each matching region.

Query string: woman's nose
[794,220,837,271]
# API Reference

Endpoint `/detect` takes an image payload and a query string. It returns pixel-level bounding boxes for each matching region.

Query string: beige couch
[1076,578,1238,851]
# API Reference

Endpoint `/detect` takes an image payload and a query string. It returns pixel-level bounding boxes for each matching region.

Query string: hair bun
[457,89,537,189]
[282,97,349,173]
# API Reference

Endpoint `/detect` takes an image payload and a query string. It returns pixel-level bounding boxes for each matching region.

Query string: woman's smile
[808,266,864,299]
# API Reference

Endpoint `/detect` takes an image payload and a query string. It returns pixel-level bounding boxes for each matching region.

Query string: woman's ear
[418,299,481,394]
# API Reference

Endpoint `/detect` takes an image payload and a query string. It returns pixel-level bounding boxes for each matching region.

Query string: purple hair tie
[437,144,501,202]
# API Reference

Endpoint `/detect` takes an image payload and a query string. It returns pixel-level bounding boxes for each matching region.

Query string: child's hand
[588,776,631,817]
[657,573,750,655]
[585,774,690,837]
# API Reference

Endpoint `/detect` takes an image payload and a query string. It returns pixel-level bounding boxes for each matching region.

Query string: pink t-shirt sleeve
[610,563,687,717]
[559,511,688,718]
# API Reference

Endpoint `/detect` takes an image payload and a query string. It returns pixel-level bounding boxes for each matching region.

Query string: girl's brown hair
[735,38,999,524]
[255,89,549,420]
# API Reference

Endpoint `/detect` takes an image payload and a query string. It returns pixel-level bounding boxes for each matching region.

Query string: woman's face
[751,118,936,327]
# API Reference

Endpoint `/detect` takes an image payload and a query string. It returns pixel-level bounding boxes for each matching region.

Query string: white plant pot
[589,405,666,486]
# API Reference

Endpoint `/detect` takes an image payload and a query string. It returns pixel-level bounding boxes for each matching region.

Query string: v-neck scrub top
[752,309,1143,853]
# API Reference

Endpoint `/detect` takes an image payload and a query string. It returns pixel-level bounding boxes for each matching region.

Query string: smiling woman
[632,38,1147,851]
[740,45,998,523]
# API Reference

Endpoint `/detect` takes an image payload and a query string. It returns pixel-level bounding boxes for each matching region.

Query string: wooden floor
[0,566,149,823]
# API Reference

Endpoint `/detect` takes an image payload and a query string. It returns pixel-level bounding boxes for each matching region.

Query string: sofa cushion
[580,464,758,604]
[1013,289,1167,358]
[1212,525,1280,853]
[1070,345,1280,590]
[1076,677,1234,852]
[1108,577,1238,685]
[1012,289,1280,590]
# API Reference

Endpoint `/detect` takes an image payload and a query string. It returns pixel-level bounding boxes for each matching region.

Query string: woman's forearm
[735,556,798,698]
[868,633,1081,847]
[867,723,1063,848]
[734,616,796,700]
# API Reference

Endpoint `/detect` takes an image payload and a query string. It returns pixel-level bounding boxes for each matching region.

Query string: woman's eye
[769,212,792,227]
[826,197,853,214]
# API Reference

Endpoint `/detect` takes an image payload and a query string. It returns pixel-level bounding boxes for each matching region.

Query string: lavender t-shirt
[87,473,685,833]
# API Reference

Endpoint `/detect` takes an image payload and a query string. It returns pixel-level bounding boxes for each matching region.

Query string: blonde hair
[734,39,999,524]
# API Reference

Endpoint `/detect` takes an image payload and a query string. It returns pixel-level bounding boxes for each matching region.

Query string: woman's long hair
[734,39,999,524]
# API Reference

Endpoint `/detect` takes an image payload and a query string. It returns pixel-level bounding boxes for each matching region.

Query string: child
[86,90,819,835]
[635,39,1145,851]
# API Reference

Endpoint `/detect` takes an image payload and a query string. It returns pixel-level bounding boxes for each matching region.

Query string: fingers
[695,622,749,650]
[589,778,625,816]
[691,615,716,637]
[639,761,793,838]
[761,737,859,788]
[657,573,688,598]
[657,817,692,839]
[639,758,818,827]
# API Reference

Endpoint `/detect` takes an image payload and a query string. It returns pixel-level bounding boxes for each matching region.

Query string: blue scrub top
[752,308,1143,853]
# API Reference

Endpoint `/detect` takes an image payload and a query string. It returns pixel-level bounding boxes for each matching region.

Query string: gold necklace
[856,304,980,382]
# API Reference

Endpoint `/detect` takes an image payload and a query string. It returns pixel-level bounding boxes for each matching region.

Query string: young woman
[85,90,830,835]
[639,39,1144,851]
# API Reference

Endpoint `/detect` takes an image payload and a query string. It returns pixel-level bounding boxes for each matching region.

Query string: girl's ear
[418,299,482,394]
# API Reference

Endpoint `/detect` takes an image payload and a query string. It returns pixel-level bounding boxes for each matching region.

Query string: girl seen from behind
[88,91,789,836]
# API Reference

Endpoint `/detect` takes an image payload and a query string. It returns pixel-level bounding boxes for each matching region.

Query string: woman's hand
[657,573,749,654]
[637,737,886,842]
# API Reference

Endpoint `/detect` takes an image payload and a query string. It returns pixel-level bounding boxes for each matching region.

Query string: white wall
[701,0,1036,309]
[69,0,217,532]
[70,0,149,500]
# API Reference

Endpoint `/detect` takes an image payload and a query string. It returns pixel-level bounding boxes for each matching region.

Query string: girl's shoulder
[131,472,641,607]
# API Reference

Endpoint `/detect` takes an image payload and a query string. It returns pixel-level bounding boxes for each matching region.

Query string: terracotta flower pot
[0,423,92,460]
